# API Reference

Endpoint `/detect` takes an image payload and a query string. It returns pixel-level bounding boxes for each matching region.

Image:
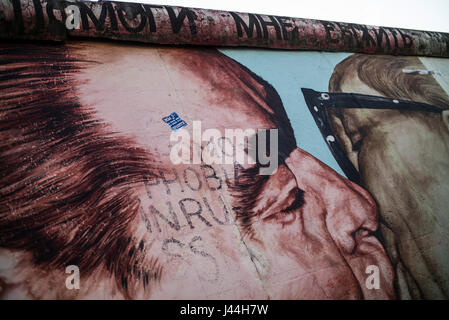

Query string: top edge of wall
[1,0,449,57]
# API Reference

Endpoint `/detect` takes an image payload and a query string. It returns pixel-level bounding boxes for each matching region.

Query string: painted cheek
[251,197,364,299]
[283,148,395,298]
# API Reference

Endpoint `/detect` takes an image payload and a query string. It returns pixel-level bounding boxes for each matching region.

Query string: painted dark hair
[0,42,163,298]
[0,41,299,297]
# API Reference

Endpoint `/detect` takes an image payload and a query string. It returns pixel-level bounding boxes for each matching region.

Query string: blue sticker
[162,112,187,131]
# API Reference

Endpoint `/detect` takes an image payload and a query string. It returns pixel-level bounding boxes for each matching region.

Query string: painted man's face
[0,42,396,300]
[68,42,395,299]
[326,73,449,299]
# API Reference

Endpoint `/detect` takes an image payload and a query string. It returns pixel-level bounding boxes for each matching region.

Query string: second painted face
[326,71,449,299]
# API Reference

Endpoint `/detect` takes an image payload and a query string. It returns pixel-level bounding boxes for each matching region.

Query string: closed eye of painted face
[247,148,395,299]
[303,86,448,185]
[324,71,449,299]
[71,42,395,299]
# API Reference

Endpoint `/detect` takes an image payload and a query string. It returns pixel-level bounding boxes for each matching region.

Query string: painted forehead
[76,43,275,117]
[74,43,277,156]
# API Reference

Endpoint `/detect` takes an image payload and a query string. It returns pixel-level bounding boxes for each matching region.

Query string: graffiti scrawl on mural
[1,0,449,56]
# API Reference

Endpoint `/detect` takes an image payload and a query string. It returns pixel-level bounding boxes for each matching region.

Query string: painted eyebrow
[249,132,306,214]
[281,188,305,213]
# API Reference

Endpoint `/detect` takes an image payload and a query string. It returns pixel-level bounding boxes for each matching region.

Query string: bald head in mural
[0,41,394,299]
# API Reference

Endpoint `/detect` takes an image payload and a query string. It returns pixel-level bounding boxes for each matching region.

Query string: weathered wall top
[1,0,449,57]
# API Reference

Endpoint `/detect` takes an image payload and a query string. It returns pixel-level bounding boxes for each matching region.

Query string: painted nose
[284,148,395,299]
[285,148,378,253]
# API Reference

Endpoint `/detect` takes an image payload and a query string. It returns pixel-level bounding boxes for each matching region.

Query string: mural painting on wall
[0,1,448,300]
[1,40,448,300]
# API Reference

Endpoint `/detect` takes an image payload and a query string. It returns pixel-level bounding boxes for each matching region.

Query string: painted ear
[442,110,449,132]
